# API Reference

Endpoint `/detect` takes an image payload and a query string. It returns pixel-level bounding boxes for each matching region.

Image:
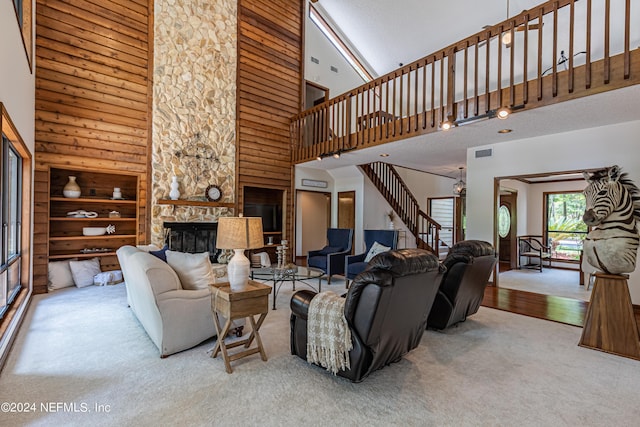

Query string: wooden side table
[209,280,272,373]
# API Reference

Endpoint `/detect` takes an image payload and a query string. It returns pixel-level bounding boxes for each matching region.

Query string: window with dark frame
[13,0,24,27]
[544,192,588,262]
[0,134,23,319]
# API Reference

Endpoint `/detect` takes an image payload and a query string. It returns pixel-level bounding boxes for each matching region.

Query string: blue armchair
[307,228,354,284]
[345,229,399,287]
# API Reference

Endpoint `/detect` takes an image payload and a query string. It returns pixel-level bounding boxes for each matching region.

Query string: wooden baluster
[586,0,592,88]
[474,37,479,116]
[430,57,436,127]
[624,0,630,79]
[422,60,427,129]
[509,21,515,107]
[355,88,360,147]
[463,41,469,118]
[385,78,390,138]
[497,25,503,107]
[604,0,611,84]
[552,2,558,97]
[392,74,397,137]
[523,14,529,104]
[537,8,544,100]
[399,69,404,135]
[414,64,419,131]
[485,29,491,112]
[439,54,445,123]
[568,0,575,93]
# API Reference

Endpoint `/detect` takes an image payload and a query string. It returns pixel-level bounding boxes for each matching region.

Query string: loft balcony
[291,0,640,165]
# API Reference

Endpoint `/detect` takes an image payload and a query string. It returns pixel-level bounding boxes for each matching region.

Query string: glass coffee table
[250,265,324,310]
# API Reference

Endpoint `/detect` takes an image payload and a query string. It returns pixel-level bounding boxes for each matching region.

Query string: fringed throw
[307,291,352,374]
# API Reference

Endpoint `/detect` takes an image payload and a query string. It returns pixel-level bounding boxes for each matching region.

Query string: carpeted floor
[1,282,639,426]
[499,268,592,301]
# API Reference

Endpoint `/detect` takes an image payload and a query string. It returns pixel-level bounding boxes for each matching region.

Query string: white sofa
[117,245,222,357]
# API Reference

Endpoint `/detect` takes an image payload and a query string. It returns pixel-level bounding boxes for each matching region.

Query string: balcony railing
[292,0,640,164]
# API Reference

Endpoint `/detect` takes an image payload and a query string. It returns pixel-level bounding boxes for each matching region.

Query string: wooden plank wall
[237,0,303,250]
[33,0,152,293]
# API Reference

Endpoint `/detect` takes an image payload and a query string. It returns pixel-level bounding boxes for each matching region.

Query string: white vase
[63,176,81,198]
[169,176,180,200]
[388,220,395,230]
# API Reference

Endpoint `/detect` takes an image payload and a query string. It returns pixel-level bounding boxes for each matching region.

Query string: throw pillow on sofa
[69,257,101,288]
[364,241,391,262]
[149,245,169,262]
[166,250,215,290]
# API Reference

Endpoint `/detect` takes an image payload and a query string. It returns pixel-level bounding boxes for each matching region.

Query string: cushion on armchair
[347,261,368,277]
[364,241,391,262]
[318,245,343,255]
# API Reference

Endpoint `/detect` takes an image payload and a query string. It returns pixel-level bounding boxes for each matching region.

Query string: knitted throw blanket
[307,291,352,374]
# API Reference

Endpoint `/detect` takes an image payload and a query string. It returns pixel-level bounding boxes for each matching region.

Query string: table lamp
[216,216,264,290]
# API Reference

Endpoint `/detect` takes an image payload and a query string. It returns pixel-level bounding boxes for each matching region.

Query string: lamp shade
[216,216,264,250]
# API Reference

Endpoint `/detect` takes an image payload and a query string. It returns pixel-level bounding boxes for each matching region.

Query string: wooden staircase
[360,162,441,256]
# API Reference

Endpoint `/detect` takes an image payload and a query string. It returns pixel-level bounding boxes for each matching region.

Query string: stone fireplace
[151,0,238,246]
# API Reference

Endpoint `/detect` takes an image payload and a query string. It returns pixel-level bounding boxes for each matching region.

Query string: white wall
[467,119,640,302]
[304,4,367,97]
[500,179,529,236]
[0,2,35,152]
[395,166,455,211]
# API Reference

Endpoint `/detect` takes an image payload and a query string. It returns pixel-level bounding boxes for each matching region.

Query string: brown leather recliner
[427,240,497,330]
[290,248,445,382]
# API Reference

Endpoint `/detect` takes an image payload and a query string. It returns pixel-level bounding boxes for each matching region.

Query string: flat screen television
[243,203,282,232]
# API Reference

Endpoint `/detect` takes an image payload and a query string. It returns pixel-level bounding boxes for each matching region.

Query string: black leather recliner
[427,240,497,330]
[290,248,445,382]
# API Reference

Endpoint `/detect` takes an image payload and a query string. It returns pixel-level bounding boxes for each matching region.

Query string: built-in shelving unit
[48,167,139,266]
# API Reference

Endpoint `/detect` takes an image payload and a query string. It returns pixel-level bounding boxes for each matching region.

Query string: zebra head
[582,165,624,226]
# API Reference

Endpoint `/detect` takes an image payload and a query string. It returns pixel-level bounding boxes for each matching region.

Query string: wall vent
[311,56,319,64]
[330,65,338,73]
[475,148,493,158]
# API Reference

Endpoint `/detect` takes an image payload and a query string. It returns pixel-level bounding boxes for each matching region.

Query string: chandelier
[453,167,466,196]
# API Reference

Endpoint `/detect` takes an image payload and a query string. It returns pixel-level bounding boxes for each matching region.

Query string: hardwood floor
[482,286,587,327]
[482,286,640,334]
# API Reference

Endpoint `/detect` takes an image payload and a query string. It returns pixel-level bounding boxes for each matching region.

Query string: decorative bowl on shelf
[82,227,106,236]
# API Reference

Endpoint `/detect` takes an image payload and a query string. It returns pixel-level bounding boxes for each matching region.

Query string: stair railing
[361,162,441,255]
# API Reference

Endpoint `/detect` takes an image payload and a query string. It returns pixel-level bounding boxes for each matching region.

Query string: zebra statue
[582,165,640,274]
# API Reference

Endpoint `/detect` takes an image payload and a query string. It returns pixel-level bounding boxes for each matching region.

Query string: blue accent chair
[345,229,399,287]
[307,228,354,284]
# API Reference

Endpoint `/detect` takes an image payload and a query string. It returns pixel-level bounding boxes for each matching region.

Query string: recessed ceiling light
[380,153,389,157]
[498,129,512,134]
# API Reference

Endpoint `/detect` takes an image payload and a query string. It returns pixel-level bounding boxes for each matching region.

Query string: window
[429,197,455,249]
[0,103,29,324]
[12,0,32,70]
[14,0,23,27]
[1,135,23,318]
[309,4,373,82]
[544,192,587,261]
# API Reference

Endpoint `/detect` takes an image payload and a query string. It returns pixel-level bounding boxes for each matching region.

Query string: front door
[499,192,517,271]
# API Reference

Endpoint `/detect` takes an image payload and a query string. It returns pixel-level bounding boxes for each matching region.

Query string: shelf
[49,252,117,260]
[49,234,137,241]
[50,196,137,204]
[50,217,135,221]
[263,231,283,235]
[157,199,235,208]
